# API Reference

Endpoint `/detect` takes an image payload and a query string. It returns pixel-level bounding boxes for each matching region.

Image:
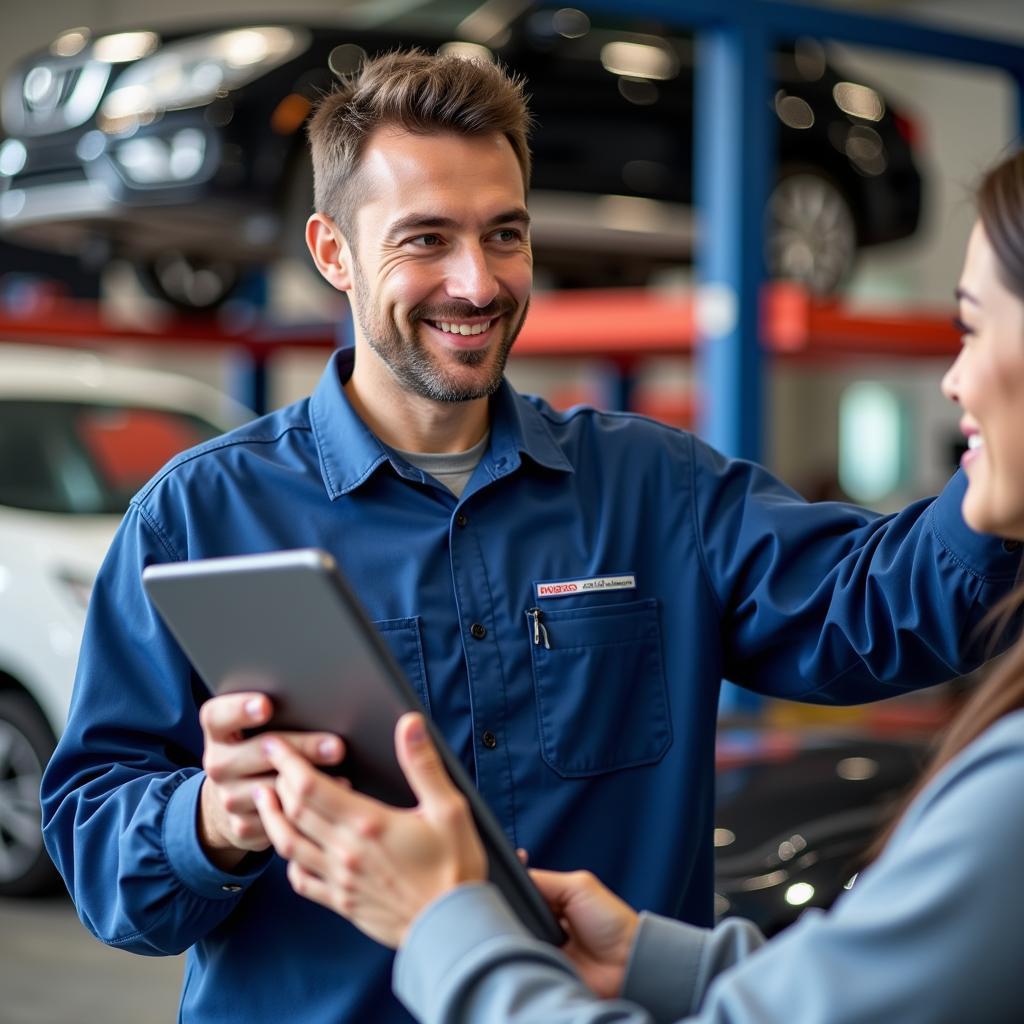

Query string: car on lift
[0,2,923,310]
[713,729,927,935]
[0,344,251,896]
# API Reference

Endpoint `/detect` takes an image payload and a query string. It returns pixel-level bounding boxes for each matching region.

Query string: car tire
[767,169,858,295]
[137,252,241,312]
[0,691,59,897]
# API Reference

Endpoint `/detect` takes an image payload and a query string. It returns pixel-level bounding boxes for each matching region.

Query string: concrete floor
[0,893,183,1023]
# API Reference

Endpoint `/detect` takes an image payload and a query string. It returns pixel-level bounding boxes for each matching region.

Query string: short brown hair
[307,49,532,237]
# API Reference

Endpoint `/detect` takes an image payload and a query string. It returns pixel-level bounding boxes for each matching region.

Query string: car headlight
[99,26,311,133]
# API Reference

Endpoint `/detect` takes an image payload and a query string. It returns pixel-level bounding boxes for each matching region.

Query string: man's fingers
[277,731,345,767]
[394,713,457,808]
[204,731,343,784]
[199,692,272,741]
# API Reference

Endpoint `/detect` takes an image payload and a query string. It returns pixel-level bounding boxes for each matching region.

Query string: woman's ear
[306,213,353,292]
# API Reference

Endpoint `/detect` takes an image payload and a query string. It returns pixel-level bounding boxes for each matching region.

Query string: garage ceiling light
[600,40,678,81]
[51,28,90,59]
[784,882,815,907]
[833,81,884,122]
[94,32,160,65]
[439,41,494,62]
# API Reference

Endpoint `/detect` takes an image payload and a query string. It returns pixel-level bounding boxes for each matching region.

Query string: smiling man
[308,121,533,451]
[41,51,1022,1024]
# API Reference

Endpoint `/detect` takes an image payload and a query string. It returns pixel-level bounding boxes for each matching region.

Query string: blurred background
[1,1,1022,1019]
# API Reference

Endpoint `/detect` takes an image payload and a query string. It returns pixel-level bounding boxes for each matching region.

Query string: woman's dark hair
[869,150,1024,859]
[977,150,1024,302]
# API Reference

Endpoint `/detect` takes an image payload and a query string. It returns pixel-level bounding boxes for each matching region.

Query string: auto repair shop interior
[1,1,1022,1022]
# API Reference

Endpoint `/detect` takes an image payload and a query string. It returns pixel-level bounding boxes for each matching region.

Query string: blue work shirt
[42,348,1019,1023]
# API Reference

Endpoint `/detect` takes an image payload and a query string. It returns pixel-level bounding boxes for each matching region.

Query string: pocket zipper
[527,607,552,649]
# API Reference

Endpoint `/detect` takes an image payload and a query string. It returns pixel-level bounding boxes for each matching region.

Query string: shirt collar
[487,373,574,478]
[309,347,573,499]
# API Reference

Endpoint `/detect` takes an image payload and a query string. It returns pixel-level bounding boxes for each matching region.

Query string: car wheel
[0,691,59,897]
[138,252,241,312]
[767,171,858,295]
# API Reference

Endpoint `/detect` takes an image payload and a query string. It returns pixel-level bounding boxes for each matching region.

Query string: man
[42,52,1019,1024]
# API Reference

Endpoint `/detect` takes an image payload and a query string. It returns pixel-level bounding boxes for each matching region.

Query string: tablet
[142,548,565,945]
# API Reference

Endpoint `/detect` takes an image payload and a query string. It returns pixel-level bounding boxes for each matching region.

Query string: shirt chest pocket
[527,598,672,778]
[374,616,431,714]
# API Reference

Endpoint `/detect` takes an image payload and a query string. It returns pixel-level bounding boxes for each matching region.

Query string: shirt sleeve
[394,722,1024,1024]
[395,882,658,1024]
[686,717,1024,1024]
[687,435,1021,700]
[622,915,765,1022]
[40,502,269,956]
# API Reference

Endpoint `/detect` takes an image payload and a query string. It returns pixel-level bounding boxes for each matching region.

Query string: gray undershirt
[392,432,490,498]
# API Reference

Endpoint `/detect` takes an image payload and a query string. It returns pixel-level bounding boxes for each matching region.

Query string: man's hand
[255,712,487,948]
[197,692,344,871]
[530,868,640,998]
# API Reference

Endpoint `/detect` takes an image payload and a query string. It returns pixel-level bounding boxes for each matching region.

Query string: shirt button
[470,622,487,640]
[482,730,498,749]
[1003,539,1021,553]
[221,883,243,893]
[455,512,469,528]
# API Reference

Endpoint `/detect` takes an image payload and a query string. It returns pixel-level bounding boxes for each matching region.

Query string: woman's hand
[255,712,487,949]
[530,868,640,998]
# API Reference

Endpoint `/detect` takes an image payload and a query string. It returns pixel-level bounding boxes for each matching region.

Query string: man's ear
[306,213,354,292]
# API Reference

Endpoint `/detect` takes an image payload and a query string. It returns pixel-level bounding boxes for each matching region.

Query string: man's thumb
[395,712,453,805]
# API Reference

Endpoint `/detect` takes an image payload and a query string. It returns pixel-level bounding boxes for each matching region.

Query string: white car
[0,344,251,896]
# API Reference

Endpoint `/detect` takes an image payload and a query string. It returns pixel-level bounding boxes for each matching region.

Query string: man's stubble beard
[351,265,529,403]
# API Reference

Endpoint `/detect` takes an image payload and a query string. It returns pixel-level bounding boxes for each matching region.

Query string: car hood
[0,506,120,579]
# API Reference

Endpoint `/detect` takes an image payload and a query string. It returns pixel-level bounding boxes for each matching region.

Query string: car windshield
[0,399,222,515]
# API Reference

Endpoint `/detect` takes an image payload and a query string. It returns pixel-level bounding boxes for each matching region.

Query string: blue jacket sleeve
[688,437,1021,700]
[393,715,1024,1024]
[40,503,268,956]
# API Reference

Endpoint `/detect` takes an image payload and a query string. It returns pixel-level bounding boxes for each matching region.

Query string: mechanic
[254,145,1024,1024]
[41,51,1020,1024]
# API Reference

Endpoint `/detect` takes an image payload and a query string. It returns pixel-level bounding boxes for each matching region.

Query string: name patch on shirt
[535,574,637,599]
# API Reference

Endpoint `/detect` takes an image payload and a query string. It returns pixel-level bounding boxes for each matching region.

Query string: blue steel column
[226,269,271,414]
[694,21,774,716]
[693,20,773,462]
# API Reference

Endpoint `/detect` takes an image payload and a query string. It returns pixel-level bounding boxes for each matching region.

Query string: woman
[254,151,1024,1024]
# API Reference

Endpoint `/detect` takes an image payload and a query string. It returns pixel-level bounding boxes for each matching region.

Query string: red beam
[0,285,961,363]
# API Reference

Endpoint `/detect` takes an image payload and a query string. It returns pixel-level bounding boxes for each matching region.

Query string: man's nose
[445,243,499,309]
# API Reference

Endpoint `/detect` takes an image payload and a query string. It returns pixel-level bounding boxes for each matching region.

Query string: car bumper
[0,175,278,262]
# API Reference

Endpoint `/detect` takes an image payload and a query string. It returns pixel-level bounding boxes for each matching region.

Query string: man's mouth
[424,319,495,337]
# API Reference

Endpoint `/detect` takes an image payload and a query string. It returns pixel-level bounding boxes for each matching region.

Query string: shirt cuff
[394,883,556,1019]
[931,470,1022,580]
[622,911,708,1023]
[163,770,270,898]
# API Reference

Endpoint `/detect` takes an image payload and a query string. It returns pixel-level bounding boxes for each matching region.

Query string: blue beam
[579,0,1024,74]
[693,23,773,460]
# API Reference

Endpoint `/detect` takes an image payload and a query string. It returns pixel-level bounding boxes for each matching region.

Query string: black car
[0,3,923,309]
[713,730,926,936]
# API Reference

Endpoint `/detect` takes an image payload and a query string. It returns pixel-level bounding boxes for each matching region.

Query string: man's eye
[492,228,522,243]
[410,234,443,247]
